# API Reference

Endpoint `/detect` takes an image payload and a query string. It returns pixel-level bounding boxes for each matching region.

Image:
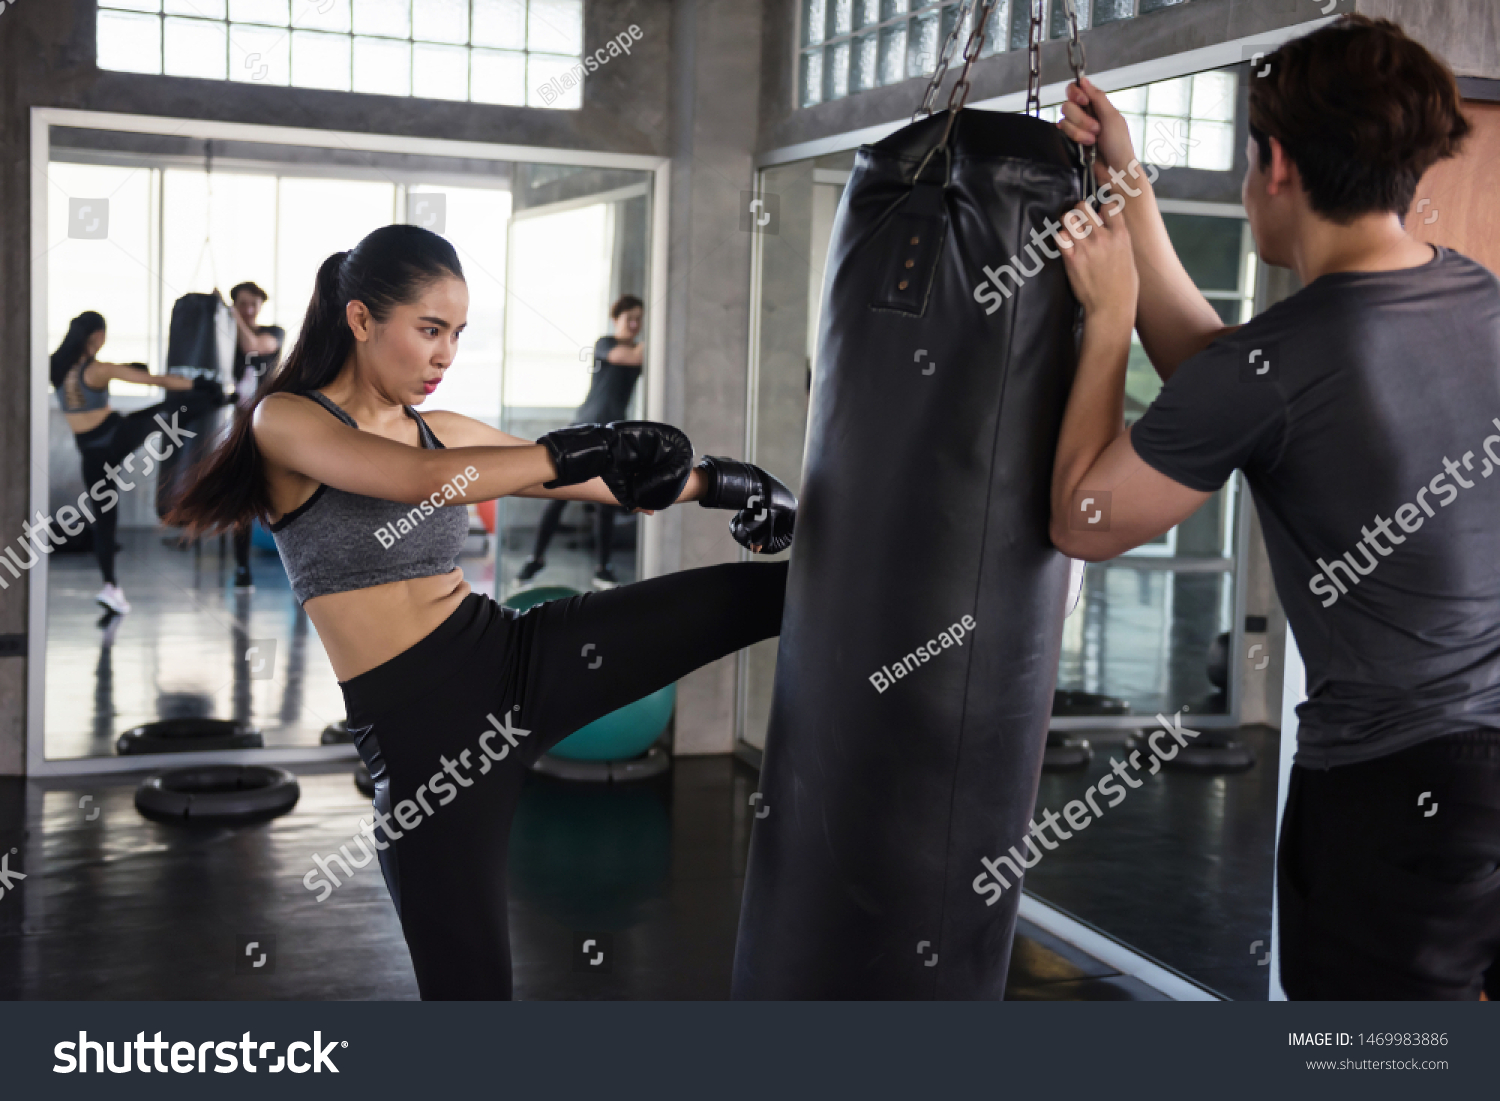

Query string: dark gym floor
[0,756,1184,1001]
[27,526,1276,1000]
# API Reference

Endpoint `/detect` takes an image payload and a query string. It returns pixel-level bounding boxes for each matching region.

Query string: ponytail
[50,311,106,389]
[167,225,464,534]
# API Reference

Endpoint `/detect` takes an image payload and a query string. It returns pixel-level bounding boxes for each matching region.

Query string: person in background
[228,282,285,592]
[51,311,217,617]
[517,294,645,589]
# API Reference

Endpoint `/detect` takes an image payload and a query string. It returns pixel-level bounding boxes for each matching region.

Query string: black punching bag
[156,292,233,520]
[732,108,1084,999]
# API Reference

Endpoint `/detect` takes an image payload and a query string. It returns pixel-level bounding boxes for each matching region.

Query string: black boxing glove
[189,375,228,407]
[539,421,695,512]
[601,421,694,512]
[694,456,797,554]
[539,423,615,488]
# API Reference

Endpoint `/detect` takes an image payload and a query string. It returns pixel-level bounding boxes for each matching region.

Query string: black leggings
[338,560,788,999]
[531,498,620,567]
[72,403,178,586]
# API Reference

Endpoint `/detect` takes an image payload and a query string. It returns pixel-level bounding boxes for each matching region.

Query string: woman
[52,311,220,616]
[169,224,796,999]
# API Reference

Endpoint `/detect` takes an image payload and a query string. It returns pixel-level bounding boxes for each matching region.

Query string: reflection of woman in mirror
[51,311,221,618]
[167,224,794,999]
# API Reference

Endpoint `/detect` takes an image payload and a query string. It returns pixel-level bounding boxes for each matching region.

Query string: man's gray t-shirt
[1131,248,1500,768]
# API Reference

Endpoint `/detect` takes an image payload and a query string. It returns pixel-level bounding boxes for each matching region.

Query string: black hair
[230,281,268,304]
[49,311,106,389]
[169,224,464,533]
[1248,15,1470,223]
[610,294,644,319]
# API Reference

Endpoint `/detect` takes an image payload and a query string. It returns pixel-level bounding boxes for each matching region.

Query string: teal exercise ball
[502,586,676,761]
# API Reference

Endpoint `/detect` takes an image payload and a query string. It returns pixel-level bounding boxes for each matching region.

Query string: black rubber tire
[135,765,300,824]
[116,718,263,756]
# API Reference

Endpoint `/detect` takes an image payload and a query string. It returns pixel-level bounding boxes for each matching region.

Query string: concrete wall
[658,0,767,754]
[1360,0,1500,77]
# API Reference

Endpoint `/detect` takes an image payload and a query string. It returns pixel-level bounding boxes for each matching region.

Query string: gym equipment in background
[1044,689,1133,771]
[504,586,675,782]
[155,291,235,522]
[135,765,300,824]
[116,717,263,755]
[509,769,672,931]
[733,0,1092,1000]
[1125,631,1256,772]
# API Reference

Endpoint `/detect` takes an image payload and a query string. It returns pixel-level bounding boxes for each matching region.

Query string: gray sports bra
[269,392,470,605]
[58,359,111,413]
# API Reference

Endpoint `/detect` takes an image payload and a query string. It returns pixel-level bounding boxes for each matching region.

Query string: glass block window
[1035,69,1236,171]
[97,0,588,109]
[801,0,1197,107]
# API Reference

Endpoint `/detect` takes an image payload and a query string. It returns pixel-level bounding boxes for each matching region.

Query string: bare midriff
[304,568,472,682]
[65,409,113,434]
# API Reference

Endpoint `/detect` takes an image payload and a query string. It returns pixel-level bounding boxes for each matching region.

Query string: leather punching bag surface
[732,109,1083,999]
[156,293,233,520]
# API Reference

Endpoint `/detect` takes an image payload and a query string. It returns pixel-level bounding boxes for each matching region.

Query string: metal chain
[913,0,1002,182]
[943,0,1003,115]
[914,0,978,121]
[1059,0,1100,202]
[1026,0,1043,116]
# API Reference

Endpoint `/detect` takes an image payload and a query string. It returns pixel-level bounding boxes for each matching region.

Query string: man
[518,294,645,589]
[1053,15,1498,999]
[228,282,284,592]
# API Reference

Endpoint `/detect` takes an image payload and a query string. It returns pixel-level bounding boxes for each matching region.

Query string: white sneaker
[96,584,131,615]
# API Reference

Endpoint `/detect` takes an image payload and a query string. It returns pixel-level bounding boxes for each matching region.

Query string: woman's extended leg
[346,559,789,999]
[511,559,789,757]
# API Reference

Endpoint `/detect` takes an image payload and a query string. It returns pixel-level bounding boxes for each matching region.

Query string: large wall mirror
[29,111,662,769]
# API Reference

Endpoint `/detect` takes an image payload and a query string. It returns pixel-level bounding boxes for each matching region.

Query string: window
[799,0,1195,109]
[96,0,585,108]
[1037,70,1239,172]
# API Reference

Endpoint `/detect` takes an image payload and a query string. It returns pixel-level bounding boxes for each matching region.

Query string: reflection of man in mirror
[519,294,645,589]
[229,282,285,592]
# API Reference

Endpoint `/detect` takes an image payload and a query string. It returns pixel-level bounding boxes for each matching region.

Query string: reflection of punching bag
[156,293,234,520]
[731,107,1085,999]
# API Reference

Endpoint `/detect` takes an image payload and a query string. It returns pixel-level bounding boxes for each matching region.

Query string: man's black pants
[1279,730,1500,999]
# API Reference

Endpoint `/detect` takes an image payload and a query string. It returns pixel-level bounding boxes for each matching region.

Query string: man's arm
[232,310,280,355]
[1060,78,1236,381]
[605,341,643,367]
[1052,201,1212,560]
